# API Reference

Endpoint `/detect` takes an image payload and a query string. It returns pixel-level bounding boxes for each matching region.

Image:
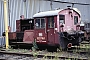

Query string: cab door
[34,18,47,43]
[47,16,55,45]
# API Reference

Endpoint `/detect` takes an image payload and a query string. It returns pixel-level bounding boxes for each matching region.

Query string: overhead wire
[43,0,90,5]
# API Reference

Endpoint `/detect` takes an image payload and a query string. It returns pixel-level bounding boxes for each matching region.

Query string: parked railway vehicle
[8,7,85,50]
[83,22,90,42]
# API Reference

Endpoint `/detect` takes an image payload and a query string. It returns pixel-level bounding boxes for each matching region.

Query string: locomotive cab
[33,8,84,50]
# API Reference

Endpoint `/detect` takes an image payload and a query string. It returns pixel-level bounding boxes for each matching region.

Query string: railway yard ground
[0,41,90,60]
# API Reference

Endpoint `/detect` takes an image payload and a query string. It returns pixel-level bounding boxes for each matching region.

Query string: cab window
[59,15,65,24]
[47,16,54,28]
[74,16,78,25]
[35,18,45,29]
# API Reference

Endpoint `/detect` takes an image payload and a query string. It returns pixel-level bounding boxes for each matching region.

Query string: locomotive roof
[33,8,81,18]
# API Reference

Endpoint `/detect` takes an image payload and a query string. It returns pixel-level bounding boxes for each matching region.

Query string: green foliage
[54,54,58,60]
[44,54,48,59]
[32,39,38,51]
[58,46,63,52]
[8,46,12,49]
[33,52,38,58]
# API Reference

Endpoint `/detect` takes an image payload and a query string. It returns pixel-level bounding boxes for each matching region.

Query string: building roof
[33,8,81,18]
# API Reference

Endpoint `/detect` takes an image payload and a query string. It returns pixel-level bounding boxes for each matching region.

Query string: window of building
[74,16,78,25]
[85,23,90,28]
[47,16,54,28]
[35,18,45,29]
[59,15,65,24]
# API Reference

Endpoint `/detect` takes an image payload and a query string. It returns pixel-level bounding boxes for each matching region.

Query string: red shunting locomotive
[8,8,84,50]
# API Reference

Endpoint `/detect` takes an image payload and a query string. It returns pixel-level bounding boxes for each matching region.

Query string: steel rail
[0,51,88,60]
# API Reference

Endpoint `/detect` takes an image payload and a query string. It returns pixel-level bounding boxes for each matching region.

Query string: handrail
[45,23,46,34]
[54,23,55,34]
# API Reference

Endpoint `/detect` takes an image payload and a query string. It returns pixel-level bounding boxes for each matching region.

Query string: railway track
[0,40,89,60]
[0,49,89,60]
